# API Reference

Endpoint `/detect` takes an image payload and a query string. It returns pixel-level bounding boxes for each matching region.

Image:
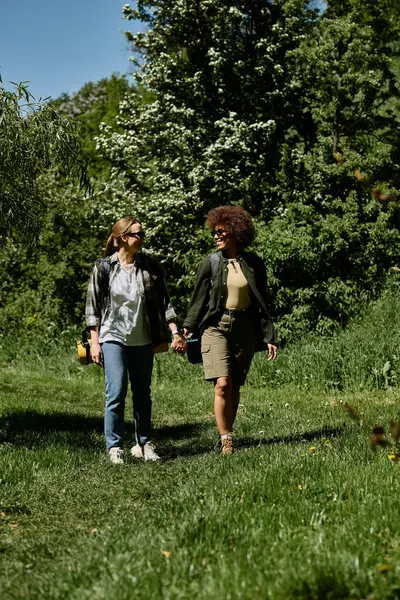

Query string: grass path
[1,358,400,599]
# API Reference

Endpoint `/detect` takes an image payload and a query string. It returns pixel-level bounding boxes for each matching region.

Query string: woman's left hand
[268,344,278,361]
[171,333,187,355]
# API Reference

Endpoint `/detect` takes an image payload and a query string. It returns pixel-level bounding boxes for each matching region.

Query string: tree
[0,76,130,337]
[53,74,132,178]
[97,0,316,294]
[0,78,88,243]
[259,0,400,338]
[3,1,400,341]
[97,0,400,339]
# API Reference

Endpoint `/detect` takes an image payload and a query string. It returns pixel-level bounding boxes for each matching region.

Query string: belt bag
[77,328,93,365]
[187,336,202,364]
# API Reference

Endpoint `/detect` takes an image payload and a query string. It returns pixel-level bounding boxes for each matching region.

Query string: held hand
[268,344,278,361]
[183,327,191,340]
[91,343,103,366]
[171,334,187,355]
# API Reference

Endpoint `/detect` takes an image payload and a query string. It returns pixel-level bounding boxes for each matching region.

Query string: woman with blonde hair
[86,217,186,464]
[183,206,277,454]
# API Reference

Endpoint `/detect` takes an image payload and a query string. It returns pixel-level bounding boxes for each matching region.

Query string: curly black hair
[206,205,255,250]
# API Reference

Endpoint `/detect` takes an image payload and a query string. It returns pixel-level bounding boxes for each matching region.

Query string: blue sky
[0,1,325,102]
[0,0,137,100]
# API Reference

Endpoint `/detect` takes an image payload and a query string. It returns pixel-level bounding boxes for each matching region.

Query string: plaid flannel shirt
[85,252,177,347]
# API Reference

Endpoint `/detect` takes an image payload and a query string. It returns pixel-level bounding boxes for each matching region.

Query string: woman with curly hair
[183,206,277,454]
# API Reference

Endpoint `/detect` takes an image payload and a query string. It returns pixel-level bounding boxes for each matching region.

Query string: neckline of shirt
[223,258,240,265]
[119,261,136,270]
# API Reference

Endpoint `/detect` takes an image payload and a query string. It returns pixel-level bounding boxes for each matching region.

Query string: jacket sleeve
[253,254,271,311]
[183,257,212,331]
[251,254,278,346]
[85,261,102,328]
[162,273,177,323]
[150,257,177,323]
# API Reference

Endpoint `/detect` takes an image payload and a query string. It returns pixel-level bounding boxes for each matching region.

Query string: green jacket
[183,251,277,347]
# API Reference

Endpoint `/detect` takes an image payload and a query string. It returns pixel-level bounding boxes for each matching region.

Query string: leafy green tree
[0,78,87,243]
[53,74,132,178]
[0,76,131,337]
[97,0,317,282]
[260,0,400,338]
[97,1,400,340]
[2,2,400,342]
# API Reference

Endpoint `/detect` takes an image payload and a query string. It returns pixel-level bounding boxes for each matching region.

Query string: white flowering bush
[95,2,400,336]
[96,0,316,302]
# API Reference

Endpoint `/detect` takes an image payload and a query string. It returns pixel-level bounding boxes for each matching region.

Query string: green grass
[1,282,400,598]
[2,350,400,600]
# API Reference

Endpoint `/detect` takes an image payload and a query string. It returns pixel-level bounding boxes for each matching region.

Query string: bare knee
[215,377,231,397]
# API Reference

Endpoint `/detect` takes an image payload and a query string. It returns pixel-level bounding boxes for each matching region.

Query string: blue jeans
[102,342,154,449]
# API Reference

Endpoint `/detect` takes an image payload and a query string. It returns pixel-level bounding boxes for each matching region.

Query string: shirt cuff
[86,317,100,327]
[165,306,177,322]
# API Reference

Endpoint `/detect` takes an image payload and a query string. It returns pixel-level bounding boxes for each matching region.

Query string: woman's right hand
[91,342,103,366]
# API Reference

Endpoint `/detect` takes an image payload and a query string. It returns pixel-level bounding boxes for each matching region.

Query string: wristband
[171,328,180,336]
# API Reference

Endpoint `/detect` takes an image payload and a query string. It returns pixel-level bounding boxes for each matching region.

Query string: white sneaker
[131,442,161,462]
[143,442,161,461]
[108,447,124,464]
[130,443,144,459]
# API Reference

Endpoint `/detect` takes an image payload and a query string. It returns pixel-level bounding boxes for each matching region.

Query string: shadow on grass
[163,424,348,460]
[0,410,105,450]
[237,424,347,451]
[0,409,206,451]
[0,409,347,458]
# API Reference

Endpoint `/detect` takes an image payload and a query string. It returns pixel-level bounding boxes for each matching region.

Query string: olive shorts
[201,313,256,385]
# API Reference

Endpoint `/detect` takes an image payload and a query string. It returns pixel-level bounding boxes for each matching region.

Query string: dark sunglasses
[213,228,228,237]
[124,231,145,239]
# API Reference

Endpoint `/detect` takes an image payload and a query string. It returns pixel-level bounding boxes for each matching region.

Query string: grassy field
[1,344,400,600]
[1,282,400,599]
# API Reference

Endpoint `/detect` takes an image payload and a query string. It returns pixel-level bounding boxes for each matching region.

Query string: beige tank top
[225,259,250,309]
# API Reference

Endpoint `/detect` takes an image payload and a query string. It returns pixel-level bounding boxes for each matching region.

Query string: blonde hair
[104,217,141,257]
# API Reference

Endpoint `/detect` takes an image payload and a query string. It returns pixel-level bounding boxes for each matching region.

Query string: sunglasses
[213,229,228,238]
[124,231,145,239]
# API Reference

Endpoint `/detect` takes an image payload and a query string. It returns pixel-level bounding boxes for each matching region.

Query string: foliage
[259,0,400,337]
[249,270,400,391]
[93,0,400,339]
[97,1,318,289]
[0,78,87,243]
[53,74,132,178]
[2,1,400,340]
[0,77,131,337]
